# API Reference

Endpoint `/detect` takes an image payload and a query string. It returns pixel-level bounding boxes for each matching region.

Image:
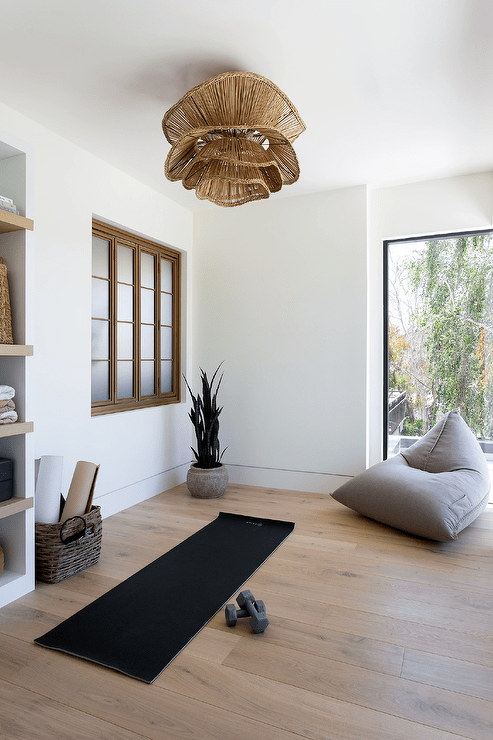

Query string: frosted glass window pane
[141,361,155,396]
[161,361,172,393]
[141,288,154,324]
[161,258,172,293]
[141,324,155,359]
[92,320,109,360]
[117,323,133,360]
[118,244,134,284]
[161,293,172,326]
[117,361,134,399]
[92,278,109,319]
[161,327,172,359]
[141,252,155,289]
[117,283,133,321]
[92,361,110,402]
[92,237,109,279]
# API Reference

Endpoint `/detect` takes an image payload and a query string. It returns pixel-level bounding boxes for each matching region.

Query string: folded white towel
[0,410,17,423]
[0,385,15,401]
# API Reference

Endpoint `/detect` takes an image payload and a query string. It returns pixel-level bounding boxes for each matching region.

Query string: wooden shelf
[0,344,33,356]
[0,496,33,520]
[0,210,33,234]
[0,421,33,438]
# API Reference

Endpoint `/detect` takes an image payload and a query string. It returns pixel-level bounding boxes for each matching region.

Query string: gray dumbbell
[225,590,269,633]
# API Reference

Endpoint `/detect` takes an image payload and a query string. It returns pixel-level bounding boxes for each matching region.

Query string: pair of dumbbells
[225,590,269,633]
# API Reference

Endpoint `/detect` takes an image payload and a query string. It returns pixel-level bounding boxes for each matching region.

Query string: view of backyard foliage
[387,232,493,449]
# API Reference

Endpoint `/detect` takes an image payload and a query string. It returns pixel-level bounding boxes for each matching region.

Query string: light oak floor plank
[222,638,493,740]
[0,678,149,740]
[156,653,463,740]
[401,648,493,701]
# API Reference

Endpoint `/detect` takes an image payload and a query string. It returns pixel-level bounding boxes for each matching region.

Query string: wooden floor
[1,483,493,740]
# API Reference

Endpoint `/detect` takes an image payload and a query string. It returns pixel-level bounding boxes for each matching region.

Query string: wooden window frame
[91,219,181,415]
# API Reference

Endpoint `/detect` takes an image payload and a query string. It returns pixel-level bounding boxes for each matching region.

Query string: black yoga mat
[34,512,294,683]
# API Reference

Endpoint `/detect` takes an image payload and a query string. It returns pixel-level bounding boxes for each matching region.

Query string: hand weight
[225,589,269,633]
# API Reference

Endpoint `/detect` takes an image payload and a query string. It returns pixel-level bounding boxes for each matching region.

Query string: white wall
[0,102,194,517]
[368,172,493,466]
[193,186,368,493]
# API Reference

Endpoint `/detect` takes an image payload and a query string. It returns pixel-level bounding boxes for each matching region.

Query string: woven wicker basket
[0,259,13,344]
[35,506,102,583]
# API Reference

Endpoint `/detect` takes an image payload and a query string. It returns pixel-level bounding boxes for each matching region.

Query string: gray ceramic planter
[186,463,228,498]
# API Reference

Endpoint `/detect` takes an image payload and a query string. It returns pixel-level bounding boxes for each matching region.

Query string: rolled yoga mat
[34,511,295,683]
[59,461,99,520]
[35,456,63,523]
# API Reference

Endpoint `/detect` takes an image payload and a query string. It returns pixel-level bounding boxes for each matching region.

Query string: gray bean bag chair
[331,411,490,541]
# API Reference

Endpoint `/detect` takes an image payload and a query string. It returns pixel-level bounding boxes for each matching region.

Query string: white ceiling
[1,0,493,211]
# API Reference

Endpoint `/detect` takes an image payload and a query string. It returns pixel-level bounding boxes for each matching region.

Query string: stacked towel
[0,385,17,424]
[0,385,15,401]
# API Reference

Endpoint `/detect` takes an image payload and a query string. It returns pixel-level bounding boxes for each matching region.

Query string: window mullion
[110,236,117,405]
[172,254,180,397]
[156,256,161,397]
[134,245,141,401]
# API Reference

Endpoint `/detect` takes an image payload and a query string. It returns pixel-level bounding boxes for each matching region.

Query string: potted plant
[184,363,228,498]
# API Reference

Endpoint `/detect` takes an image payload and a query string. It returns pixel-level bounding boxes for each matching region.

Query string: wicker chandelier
[162,71,306,207]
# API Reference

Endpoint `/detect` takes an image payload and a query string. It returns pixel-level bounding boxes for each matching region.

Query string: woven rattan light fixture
[162,71,306,207]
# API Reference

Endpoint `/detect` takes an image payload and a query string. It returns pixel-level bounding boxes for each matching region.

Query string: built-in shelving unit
[0,136,34,608]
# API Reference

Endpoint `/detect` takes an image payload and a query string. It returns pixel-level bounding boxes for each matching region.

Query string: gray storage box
[0,457,13,501]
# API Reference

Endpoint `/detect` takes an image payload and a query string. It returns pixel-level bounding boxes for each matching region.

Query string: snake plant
[184,363,227,468]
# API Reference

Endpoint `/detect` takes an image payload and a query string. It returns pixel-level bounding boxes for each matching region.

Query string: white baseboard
[94,463,189,518]
[225,463,353,495]
[92,462,355,518]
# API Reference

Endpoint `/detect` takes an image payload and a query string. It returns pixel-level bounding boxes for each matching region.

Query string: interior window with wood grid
[91,220,180,414]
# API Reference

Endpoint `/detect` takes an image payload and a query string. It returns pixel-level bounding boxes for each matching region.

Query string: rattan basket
[35,506,102,583]
[0,258,13,344]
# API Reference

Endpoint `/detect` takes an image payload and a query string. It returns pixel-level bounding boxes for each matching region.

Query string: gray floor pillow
[331,411,490,541]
